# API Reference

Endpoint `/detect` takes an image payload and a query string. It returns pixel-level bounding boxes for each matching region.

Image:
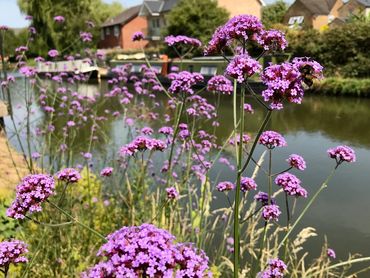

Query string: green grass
[309,78,370,97]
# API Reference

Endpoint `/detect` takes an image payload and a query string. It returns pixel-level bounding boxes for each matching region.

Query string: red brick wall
[98,25,121,49]
[122,16,149,50]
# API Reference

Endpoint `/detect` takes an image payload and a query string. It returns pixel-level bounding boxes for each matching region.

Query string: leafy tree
[17,0,123,56]
[262,0,288,29]
[165,0,229,56]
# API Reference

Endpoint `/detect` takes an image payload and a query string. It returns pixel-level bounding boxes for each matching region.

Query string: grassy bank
[309,78,370,97]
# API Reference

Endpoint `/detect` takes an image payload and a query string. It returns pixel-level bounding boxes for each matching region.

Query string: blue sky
[0,0,290,28]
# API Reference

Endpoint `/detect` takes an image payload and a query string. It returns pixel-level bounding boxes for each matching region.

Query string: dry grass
[0,133,29,198]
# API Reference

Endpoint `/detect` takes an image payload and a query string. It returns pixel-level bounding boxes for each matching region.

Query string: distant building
[284,0,345,30]
[218,0,265,19]
[337,0,370,19]
[99,5,149,50]
[140,0,266,42]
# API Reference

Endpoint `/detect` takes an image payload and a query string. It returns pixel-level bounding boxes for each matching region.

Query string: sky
[0,0,291,28]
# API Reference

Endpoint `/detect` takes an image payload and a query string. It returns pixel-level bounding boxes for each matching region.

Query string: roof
[357,0,370,7]
[298,0,338,15]
[102,5,141,27]
[141,0,179,15]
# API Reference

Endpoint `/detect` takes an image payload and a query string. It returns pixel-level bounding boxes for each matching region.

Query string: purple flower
[168,71,204,94]
[57,168,81,183]
[262,204,281,221]
[287,154,306,170]
[82,152,93,160]
[164,35,202,47]
[275,172,307,198]
[327,145,356,165]
[53,16,65,23]
[216,181,235,192]
[0,240,28,267]
[81,224,210,277]
[255,191,276,206]
[207,75,233,94]
[48,49,59,58]
[259,131,287,149]
[225,54,262,83]
[141,127,153,135]
[166,187,179,200]
[261,62,304,110]
[327,248,336,259]
[100,167,113,177]
[132,31,145,41]
[7,174,55,219]
[80,32,93,42]
[293,57,324,80]
[31,152,41,160]
[119,136,167,157]
[19,66,37,77]
[240,177,257,192]
[257,30,288,52]
[258,258,287,278]
[158,126,174,136]
[229,134,251,146]
[244,103,254,113]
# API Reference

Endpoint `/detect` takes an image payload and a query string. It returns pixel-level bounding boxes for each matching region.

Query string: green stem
[277,168,336,250]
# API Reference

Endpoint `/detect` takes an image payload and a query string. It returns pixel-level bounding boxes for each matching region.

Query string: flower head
[132,31,144,41]
[258,258,287,278]
[53,16,65,23]
[100,167,113,177]
[168,71,204,94]
[262,204,281,221]
[56,168,81,183]
[259,131,287,149]
[7,174,55,219]
[287,154,306,170]
[81,224,210,277]
[80,32,93,42]
[165,35,201,47]
[48,49,59,58]
[257,30,288,52]
[0,240,28,267]
[327,248,336,259]
[255,191,276,206]
[293,57,324,80]
[216,181,235,192]
[207,75,233,94]
[275,172,307,198]
[226,54,262,83]
[327,145,356,165]
[119,136,167,157]
[166,187,179,200]
[240,177,257,192]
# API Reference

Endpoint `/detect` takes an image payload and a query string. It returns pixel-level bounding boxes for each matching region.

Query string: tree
[165,0,229,55]
[17,0,124,56]
[262,0,288,29]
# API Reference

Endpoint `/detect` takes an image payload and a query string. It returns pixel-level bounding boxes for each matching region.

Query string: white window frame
[114,25,119,37]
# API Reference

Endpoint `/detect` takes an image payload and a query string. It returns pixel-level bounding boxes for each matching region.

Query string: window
[106,27,110,35]
[288,16,304,25]
[131,65,142,73]
[200,66,217,76]
[101,29,105,40]
[114,25,119,37]
[152,18,160,28]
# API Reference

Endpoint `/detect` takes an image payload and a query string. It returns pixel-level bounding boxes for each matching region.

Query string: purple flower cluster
[255,191,276,206]
[81,224,210,277]
[48,49,59,58]
[168,71,204,94]
[166,187,179,200]
[261,62,303,110]
[216,181,235,192]
[207,75,233,94]
[119,136,167,156]
[225,54,262,83]
[53,15,65,23]
[287,154,306,170]
[244,103,254,113]
[132,31,144,41]
[259,131,287,149]
[0,240,28,267]
[164,35,202,47]
[240,177,257,192]
[7,174,55,219]
[275,173,307,198]
[258,258,287,278]
[262,204,281,221]
[100,167,113,177]
[257,30,288,52]
[229,134,251,145]
[205,15,263,55]
[327,248,336,259]
[57,168,81,183]
[80,32,93,42]
[327,145,356,165]
[159,126,174,136]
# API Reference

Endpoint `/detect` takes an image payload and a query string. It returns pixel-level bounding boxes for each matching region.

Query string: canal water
[3,78,370,272]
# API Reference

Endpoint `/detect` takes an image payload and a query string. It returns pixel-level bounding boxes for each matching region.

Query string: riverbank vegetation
[310,78,370,97]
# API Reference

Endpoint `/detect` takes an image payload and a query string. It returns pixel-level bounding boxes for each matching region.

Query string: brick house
[284,0,345,30]
[99,5,149,50]
[337,0,370,19]
[139,0,265,42]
